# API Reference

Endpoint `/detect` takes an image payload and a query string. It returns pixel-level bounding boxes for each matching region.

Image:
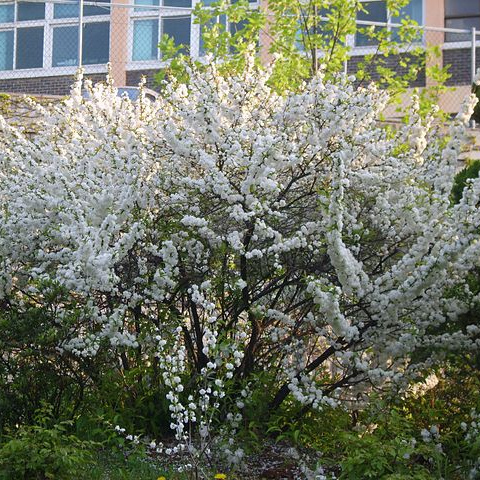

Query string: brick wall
[3,49,474,97]
[347,52,426,88]
[126,69,161,92]
[0,70,161,97]
[443,48,480,86]
[0,73,107,97]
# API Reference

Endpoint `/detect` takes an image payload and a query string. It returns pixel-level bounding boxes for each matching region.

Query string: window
[17,1,45,21]
[53,26,78,67]
[52,23,110,67]
[0,31,14,70]
[0,2,46,70]
[133,19,159,60]
[356,1,387,46]
[197,1,257,57]
[0,4,14,23]
[134,0,159,13]
[391,0,423,41]
[84,0,110,17]
[296,7,337,51]
[0,0,111,73]
[164,0,191,6]
[54,2,80,19]
[355,0,422,47]
[17,27,44,69]
[83,22,110,64]
[163,16,191,54]
[445,0,480,42]
[131,0,193,62]
[53,0,110,18]
[132,16,190,60]
[0,4,14,71]
[133,0,191,8]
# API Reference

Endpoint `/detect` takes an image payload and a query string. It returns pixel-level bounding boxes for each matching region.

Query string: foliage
[0,405,95,480]
[452,160,480,204]
[258,366,480,479]
[1,52,480,476]
[471,74,480,124]
[155,0,451,117]
[335,371,480,479]
[0,281,112,433]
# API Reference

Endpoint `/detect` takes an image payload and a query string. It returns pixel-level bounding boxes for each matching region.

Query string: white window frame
[128,0,195,71]
[127,0,259,71]
[444,0,480,44]
[349,0,425,55]
[0,1,110,79]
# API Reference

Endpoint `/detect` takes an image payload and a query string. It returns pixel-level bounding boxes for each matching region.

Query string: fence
[344,17,480,116]
[0,0,479,117]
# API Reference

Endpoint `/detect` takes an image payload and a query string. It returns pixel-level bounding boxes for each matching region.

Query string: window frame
[444,0,480,43]
[350,0,424,54]
[128,0,195,70]
[127,0,259,71]
[0,1,110,78]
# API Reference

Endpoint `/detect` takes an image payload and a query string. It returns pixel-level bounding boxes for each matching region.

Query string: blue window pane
[397,0,422,23]
[53,26,78,67]
[82,22,109,64]
[356,1,387,46]
[16,27,43,69]
[0,4,14,23]
[17,1,45,21]
[134,0,159,13]
[133,19,159,61]
[84,0,110,17]
[164,0,191,6]
[162,16,191,55]
[0,30,13,70]
[54,1,79,19]
[445,0,480,17]
[392,0,423,41]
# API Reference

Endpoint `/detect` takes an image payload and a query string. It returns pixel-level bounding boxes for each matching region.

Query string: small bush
[452,160,480,204]
[0,405,95,480]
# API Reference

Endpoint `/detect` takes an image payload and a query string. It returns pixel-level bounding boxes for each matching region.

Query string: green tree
[157,0,450,114]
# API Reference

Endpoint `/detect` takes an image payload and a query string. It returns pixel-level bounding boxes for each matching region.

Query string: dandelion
[214,474,227,480]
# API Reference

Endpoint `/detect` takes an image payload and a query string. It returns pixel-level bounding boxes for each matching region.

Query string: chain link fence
[343,19,480,117]
[0,0,478,118]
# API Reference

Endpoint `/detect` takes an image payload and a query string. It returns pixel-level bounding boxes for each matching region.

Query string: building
[0,0,478,112]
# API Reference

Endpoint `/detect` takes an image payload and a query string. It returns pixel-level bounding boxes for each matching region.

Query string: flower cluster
[1,51,480,456]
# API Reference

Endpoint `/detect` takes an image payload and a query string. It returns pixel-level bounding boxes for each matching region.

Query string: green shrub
[0,405,95,480]
[451,160,480,204]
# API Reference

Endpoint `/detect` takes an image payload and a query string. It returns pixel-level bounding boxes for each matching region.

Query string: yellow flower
[157,477,167,480]
[214,475,227,480]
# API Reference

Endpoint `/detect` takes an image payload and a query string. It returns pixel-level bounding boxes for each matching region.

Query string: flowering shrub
[1,53,480,461]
